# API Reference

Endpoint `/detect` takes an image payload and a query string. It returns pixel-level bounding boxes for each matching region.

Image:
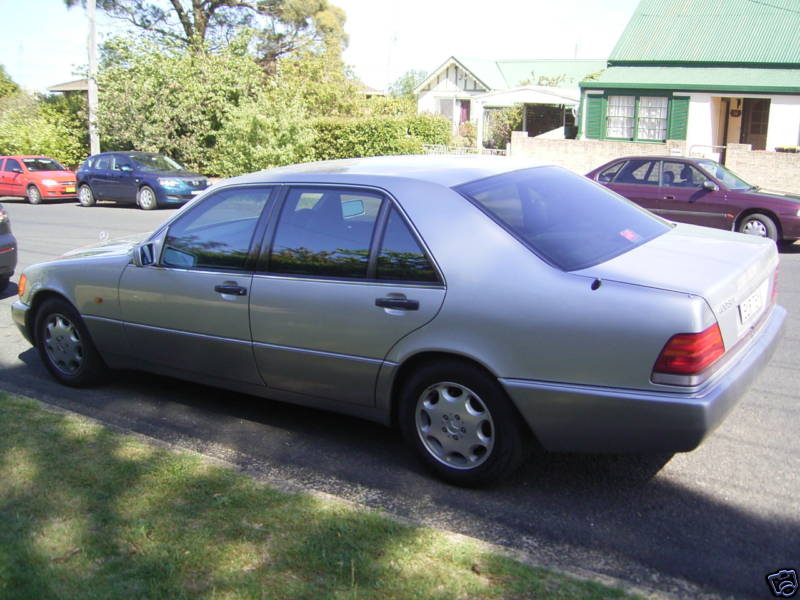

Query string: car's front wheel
[26,185,42,205]
[34,297,107,386]
[738,213,778,241]
[78,184,96,207]
[137,185,158,210]
[399,359,529,486]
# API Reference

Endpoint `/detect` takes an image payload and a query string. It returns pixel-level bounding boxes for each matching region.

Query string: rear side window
[269,188,383,278]
[456,166,670,271]
[377,207,438,283]
[4,158,21,172]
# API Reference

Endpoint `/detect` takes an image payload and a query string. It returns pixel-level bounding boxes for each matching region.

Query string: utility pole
[87,0,100,154]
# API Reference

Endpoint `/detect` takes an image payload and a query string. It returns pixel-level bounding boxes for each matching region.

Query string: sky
[0,0,641,93]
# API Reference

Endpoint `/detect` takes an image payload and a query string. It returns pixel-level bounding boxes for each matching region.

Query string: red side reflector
[653,323,725,375]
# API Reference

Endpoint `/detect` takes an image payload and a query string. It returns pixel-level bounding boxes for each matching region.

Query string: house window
[438,98,454,121]
[637,97,668,140]
[607,96,635,138]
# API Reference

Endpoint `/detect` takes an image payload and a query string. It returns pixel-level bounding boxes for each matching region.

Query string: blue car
[76,152,210,210]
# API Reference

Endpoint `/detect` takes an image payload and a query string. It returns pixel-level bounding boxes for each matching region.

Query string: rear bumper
[501,304,786,453]
[0,232,16,276]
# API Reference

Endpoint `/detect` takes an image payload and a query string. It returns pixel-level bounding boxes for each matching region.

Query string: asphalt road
[1,197,798,599]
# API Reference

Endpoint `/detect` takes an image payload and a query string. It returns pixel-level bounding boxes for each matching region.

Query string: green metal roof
[610,0,800,66]
[580,65,800,94]
[455,57,606,89]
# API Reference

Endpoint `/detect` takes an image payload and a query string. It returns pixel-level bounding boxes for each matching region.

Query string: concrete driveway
[1,197,797,599]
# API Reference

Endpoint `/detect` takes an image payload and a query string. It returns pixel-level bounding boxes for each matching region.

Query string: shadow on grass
[0,394,628,599]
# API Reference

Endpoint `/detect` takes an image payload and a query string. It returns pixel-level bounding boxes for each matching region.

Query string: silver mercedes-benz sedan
[11,155,785,485]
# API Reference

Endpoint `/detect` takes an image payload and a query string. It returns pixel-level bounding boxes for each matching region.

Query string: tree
[64,0,348,67]
[388,69,427,100]
[0,65,18,99]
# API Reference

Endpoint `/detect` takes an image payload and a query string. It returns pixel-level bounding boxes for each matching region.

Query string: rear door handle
[375,297,419,311]
[214,284,247,296]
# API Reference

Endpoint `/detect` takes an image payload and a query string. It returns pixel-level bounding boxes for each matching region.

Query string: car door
[602,158,662,213]
[3,158,25,197]
[118,185,273,384]
[0,159,8,195]
[249,186,446,407]
[658,160,733,230]
[108,154,137,203]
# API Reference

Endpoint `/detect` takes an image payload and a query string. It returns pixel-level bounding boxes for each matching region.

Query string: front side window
[456,167,669,271]
[606,96,635,138]
[162,187,271,271]
[696,160,751,190]
[377,207,438,283]
[269,188,383,278]
[662,161,704,188]
[22,158,65,172]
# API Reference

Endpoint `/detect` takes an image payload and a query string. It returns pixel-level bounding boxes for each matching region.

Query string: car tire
[738,213,778,241]
[26,185,42,205]
[78,184,96,207]
[398,359,530,486]
[137,185,158,210]
[34,297,107,387]
[0,276,9,291]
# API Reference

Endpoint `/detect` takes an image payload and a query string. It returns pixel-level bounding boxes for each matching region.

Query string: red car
[0,156,77,204]
[587,156,800,244]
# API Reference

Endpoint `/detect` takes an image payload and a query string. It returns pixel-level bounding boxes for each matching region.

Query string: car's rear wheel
[137,185,158,210]
[399,359,529,486]
[26,185,42,205]
[34,298,107,387]
[0,276,9,291]
[738,213,778,241]
[78,184,96,207]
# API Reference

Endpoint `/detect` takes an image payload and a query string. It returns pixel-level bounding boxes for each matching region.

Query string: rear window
[455,166,670,271]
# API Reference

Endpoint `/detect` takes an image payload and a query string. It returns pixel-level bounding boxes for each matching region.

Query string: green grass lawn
[0,392,636,599]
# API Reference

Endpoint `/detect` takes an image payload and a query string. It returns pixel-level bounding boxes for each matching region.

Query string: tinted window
[456,166,670,271]
[162,187,271,271]
[377,207,438,283]
[22,158,65,172]
[662,161,704,188]
[614,159,659,185]
[696,159,751,190]
[95,156,111,170]
[269,188,383,278]
[5,159,21,172]
[597,161,625,183]
[129,153,184,171]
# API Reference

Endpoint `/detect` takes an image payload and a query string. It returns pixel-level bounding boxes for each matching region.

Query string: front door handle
[664,195,675,200]
[214,284,247,296]
[376,297,419,311]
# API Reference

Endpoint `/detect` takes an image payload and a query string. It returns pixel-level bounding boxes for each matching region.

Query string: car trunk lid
[575,223,779,350]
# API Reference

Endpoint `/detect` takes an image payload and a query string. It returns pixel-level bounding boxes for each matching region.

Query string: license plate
[65,186,75,193]
[739,280,768,325]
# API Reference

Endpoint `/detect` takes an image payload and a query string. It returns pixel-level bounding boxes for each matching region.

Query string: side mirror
[133,242,155,267]
[703,180,719,192]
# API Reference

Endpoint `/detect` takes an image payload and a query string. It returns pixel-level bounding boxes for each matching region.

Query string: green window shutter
[583,94,604,139]
[668,96,690,140]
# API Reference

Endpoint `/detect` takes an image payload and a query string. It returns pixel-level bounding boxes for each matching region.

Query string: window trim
[257,183,444,287]
[156,184,276,274]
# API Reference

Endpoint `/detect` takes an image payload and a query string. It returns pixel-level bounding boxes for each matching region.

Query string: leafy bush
[484,105,523,149]
[0,93,86,167]
[407,113,451,145]
[311,117,425,160]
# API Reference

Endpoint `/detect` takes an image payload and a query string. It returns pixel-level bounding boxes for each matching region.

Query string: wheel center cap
[444,415,463,435]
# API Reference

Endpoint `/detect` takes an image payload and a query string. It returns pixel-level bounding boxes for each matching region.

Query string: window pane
[637,97,668,140]
[270,188,383,278]
[456,167,669,271]
[662,161,703,188]
[598,161,625,183]
[5,159,21,171]
[377,207,438,282]
[614,159,660,185]
[606,96,634,138]
[162,187,271,271]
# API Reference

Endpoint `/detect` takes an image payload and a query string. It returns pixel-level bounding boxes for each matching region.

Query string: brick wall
[508,132,686,174]
[724,144,800,194]
[509,133,800,194]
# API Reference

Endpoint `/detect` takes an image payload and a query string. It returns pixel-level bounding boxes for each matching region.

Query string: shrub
[311,117,425,161]
[407,113,450,145]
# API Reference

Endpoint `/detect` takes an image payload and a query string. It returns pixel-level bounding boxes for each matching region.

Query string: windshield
[22,158,66,172]
[129,153,184,172]
[456,166,670,271]
[696,159,752,190]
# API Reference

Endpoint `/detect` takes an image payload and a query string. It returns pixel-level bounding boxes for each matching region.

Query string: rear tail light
[17,274,26,297]
[653,323,725,377]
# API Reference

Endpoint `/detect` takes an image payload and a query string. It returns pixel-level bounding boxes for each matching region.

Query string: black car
[0,203,17,290]
[76,152,210,210]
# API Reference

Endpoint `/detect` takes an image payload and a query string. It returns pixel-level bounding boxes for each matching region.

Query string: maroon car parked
[587,156,800,243]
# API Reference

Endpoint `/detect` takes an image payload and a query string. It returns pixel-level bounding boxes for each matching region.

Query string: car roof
[225,155,551,188]
[606,156,708,163]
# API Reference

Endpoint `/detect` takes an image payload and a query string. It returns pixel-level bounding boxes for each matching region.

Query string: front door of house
[740,99,770,151]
